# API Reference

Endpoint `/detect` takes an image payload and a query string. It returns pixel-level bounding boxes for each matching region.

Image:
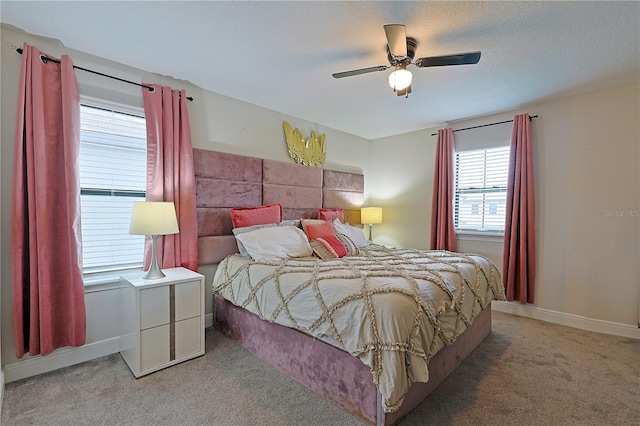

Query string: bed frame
[215,295,491,425]
[194,149,493,425]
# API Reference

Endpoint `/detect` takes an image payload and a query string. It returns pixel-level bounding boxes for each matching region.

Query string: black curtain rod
[17,47,193,102]
[431,115,538,136]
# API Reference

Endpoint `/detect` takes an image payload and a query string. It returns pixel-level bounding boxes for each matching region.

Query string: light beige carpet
[2,311,639,425]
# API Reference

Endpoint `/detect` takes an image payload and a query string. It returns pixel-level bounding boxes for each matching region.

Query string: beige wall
[534,87,639,324]
[369,84,640,328]
[367,129,438,249]
[0,26,369,371]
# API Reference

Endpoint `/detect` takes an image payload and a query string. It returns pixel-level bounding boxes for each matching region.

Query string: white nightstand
[120,267,205,378]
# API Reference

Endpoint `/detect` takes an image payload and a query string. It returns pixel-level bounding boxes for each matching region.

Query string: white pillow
[234,225,313,261]
[233,219,299,258]
[333,219,370,247]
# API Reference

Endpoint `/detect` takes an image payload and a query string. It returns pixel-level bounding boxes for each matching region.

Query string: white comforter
[212,245,505,412]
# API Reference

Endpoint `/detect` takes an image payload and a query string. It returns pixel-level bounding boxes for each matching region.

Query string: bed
[194,149,506,425]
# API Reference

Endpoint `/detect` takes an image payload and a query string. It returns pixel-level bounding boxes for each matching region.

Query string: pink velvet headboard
[194,149,364,265]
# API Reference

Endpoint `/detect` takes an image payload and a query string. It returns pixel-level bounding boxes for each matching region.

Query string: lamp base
[143,234,166,280]
[143,265,166,280]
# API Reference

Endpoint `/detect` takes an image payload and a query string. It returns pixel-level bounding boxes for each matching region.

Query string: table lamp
[129,201,179,279]
[361,207,383,242]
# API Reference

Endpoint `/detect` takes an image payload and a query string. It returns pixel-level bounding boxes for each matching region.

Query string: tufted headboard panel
[194,148,364,265]
[262,159,323,221]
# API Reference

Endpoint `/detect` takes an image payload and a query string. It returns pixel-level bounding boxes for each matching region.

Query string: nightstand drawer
[140,324,170,370]
[175,280,201,321]
[140,280,201,330]
[140,286,170,330]
[139,317,202,371]
[175,316,202,359]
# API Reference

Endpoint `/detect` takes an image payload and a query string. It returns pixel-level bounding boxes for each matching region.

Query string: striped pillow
[336,233,359,256]
[310,233,359,260]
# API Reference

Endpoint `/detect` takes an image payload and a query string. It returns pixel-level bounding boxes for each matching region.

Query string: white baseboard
[5,315,215,385]
[492,301,640,339]
[1,368,5,414]
[3,337,121,384]
[205,312,213,328]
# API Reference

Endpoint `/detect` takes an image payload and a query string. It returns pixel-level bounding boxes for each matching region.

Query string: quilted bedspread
[212,245,506,412]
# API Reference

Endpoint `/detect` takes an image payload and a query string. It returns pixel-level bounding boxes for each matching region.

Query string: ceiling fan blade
[332,65,389,79]
[415,51,481,68]
[384,24,407,57]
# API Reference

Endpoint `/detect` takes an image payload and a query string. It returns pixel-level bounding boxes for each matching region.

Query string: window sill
[456,230,504,243]
[83,267,143,291]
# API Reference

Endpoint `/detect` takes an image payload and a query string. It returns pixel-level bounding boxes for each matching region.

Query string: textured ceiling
[2,1,639,140]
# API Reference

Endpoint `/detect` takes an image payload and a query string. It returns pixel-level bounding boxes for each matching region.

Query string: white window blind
[79,104,147,274]
[454,146,510,232]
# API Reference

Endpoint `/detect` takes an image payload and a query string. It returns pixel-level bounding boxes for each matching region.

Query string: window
[79,103,147,274]
[454,146,510,232]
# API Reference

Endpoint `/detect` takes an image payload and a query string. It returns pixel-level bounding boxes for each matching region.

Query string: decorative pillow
[230,203,282,229]
[233,219,299,258]
[318,208,344,222]
[336,233,359,256]
[333,218,370,248]
[234,226,312,261]
[304,221,336,241]
[300,218,327,233]
[310,234,359,260]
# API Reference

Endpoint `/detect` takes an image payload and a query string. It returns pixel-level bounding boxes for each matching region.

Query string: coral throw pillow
[318,208,344,222]
[304,221,336,241]
[230,203,282,229]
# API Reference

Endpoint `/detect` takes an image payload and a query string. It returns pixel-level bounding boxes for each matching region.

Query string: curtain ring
[148,86,155,93]
[39,54,48,64]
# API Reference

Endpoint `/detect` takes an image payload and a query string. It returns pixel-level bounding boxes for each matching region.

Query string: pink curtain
[10,43,86,358]
[430,128,456,251]
[503,113,536,304]
[142,84,198,271]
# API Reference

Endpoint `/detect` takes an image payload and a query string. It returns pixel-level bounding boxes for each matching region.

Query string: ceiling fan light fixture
[388,65,412,92]
[332,24,481,98]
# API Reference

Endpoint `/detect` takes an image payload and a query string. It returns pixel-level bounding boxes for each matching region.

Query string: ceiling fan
[332,24,481,97]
